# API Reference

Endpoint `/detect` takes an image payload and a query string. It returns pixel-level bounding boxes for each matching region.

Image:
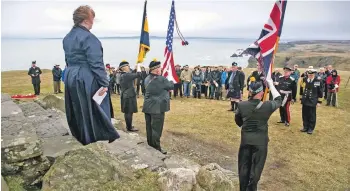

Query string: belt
[280,90,292,107]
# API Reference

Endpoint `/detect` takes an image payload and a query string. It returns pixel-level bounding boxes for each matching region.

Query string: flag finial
[153,58,157,61]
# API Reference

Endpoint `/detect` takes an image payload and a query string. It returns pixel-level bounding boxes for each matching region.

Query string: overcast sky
[1,0,350,40]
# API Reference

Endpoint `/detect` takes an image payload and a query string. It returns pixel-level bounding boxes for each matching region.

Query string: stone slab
[41,136,82,161]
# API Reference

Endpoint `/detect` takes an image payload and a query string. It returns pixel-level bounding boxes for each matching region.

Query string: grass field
[2,69,350,191]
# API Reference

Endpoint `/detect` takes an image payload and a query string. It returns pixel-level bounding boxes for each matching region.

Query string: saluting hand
[99,87,108,96]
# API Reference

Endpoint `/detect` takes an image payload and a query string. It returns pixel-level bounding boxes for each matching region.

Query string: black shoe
[127,126,139,132]
[285,122,290,127]
[307,130,313,134]
[159,149,167,154]
[277,121,285,124]
[108,138,117,143]
[300,128,308,132]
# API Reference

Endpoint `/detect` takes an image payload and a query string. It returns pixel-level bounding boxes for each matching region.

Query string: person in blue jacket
[62,5,119,145]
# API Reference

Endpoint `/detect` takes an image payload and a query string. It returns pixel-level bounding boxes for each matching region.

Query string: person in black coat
[143,60,174,154]
[52,64,63,94]
[225,62,245,112]
[209,66,221,100]
[28,61,42,95]
[300,69,323,134]
[119,60,141,132]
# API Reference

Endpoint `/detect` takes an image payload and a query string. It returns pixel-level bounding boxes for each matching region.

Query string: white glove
[136,64,141,72]
[267,79,281,100]
[334,84,339,89]
[273,82,279,86]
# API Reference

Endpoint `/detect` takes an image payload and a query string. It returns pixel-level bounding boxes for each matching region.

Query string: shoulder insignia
[314,81,320,86]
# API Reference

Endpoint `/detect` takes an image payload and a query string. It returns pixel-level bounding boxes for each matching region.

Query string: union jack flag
[242,0,287,80]
[161,0,179,83]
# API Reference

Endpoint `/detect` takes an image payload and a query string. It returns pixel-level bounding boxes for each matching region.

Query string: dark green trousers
[238,144,268,191]
[144,113,165,150]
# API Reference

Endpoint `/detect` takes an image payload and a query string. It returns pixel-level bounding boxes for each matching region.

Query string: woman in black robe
[62,5,119,145]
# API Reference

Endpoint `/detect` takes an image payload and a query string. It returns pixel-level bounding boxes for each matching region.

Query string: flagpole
[262,36,280,101]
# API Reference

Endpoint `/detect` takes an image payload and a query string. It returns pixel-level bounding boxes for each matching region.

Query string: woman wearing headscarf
[62,5,120,145]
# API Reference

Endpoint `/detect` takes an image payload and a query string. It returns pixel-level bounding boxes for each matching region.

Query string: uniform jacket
[300,78,323,107]
[235,97,282,145]
[225,70,245,91]
[277,76,297,101]
[180,70,192,82]
[28,67,42,84]
[52,67,62,81]
[142,73,174,114]
[326,75,340,92]
[120,72,140,99]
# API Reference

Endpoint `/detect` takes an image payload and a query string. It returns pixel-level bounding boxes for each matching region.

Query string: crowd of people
[25,5,343,191]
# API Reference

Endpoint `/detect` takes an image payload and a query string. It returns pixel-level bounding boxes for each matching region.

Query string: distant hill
[247,41,350,71]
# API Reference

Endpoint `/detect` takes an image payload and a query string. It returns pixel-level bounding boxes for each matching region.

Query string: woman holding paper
[62,5,120,145]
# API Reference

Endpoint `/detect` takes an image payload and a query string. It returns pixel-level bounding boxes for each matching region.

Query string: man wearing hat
[119,60,140,132]
[192,65,204,98]
[276,66,297,126]
[173,64,183,98]
[52,64,63,94]
[28,61,42,95]
[143,59,174,154]
[247,64,266,100]
[235,77,282,191]
[300,69,323,134]
[225,62,245,112]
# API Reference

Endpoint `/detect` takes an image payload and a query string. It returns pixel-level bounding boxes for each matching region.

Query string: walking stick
[345,76,350,89]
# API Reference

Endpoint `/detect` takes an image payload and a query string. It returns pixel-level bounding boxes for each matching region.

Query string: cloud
[1,0,350,39]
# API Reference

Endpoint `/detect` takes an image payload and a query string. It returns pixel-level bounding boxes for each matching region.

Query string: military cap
[307,69,317,74]
[149,58,161,71]
[249,81,264,95]
[283,66,293,71]
[32,60,36,64]
[232,62,238,66]
[119,60,129,69]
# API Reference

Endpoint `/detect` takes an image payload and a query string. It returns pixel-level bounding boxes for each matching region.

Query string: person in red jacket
[326,70,340,107]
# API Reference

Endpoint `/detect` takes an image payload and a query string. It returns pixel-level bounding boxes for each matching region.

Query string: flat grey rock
[41,136,82,161]
[164,154,201,175]
[1,132,42,163]
[104,130,166,171]
[1,100,23,118]
[1,94,12,103]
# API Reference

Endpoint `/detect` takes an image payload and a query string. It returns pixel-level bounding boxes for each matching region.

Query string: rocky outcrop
[42,142,135,191]
[196,163,238,191]
[1,94,239,190]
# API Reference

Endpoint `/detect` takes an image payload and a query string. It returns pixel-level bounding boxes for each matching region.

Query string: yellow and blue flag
[137,0,150,63]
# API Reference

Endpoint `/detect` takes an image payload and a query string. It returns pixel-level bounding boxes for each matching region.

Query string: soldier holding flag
[143,60,174,154]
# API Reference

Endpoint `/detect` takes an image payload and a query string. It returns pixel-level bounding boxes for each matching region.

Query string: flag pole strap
[263,36,280,101]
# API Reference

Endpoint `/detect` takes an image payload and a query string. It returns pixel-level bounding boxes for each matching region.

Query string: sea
[1,37,253,71]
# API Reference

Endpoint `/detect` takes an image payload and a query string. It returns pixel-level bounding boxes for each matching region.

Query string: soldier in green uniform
[235,77,282,191]
[300,69,323,134]
[119,60,140,132]
[142,60,174,154]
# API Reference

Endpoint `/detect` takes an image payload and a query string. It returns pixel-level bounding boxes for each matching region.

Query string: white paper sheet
[93,87,107,105]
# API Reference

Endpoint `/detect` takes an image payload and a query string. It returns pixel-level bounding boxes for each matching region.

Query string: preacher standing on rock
[235,77,282,191]
[62,5,119,145]
[119,60,140,132]
[28,61,42,95]
[143,60,174,154]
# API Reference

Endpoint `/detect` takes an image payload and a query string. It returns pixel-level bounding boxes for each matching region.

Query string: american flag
[242,0,287,80]
[161,0,179,83]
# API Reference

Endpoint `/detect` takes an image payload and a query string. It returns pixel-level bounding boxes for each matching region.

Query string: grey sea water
[1,37,252,71]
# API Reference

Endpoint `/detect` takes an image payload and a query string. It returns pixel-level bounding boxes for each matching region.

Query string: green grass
[2,69,350,191]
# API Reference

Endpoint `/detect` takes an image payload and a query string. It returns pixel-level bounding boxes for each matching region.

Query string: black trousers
[145,113,165,150]
[33,83,40,95]
[326,92,337,106]
[238,144,268,191]
[279,101,291,123]
[136,83,141,95]
[174,83,183,97]
[302,105,317,131]
[124,113,133,130]
[201,85,208,98]
[116,84,121,94]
